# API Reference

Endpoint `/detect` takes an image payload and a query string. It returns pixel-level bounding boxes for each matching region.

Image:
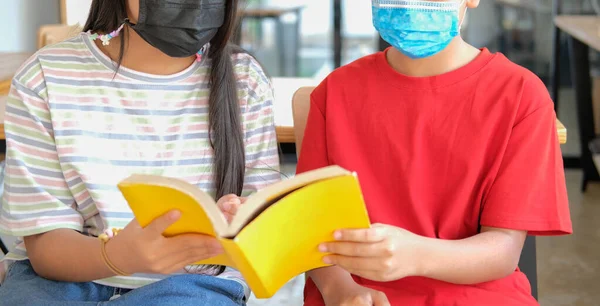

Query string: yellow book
[117,165,371,299]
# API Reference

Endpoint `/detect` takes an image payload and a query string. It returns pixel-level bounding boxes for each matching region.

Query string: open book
[117,165,371,298]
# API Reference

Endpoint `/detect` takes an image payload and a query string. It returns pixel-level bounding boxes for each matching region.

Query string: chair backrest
[291,86,315,157]
[38,24,82,49]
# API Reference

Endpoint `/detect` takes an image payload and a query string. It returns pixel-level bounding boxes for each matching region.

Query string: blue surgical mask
[372,0,466,59]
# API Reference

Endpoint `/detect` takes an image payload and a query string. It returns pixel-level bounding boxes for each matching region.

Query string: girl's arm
[1,69,221,282]
[25,211,223,282]
[25,229,117,281]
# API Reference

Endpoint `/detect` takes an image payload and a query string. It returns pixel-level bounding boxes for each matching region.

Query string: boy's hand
[319,223,424,282]
[217,194,247,223]
[321,282,390,306]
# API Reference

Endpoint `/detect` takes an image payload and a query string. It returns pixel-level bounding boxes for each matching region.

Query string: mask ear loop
[196,44,210,62]
[458,0,468,31]
[90,19,209,62]
[89,20,127,46]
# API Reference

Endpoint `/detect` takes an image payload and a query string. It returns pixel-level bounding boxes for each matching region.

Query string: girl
[298,0,572,305]
[0,0,279,305]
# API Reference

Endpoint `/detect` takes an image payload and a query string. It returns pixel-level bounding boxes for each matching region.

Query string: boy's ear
[467,0,480,9]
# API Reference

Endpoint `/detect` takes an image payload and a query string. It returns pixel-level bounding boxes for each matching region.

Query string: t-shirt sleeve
[296,81,330,174]
[239,57,280,196]
[480,81,572,236]
[0,62,83,237]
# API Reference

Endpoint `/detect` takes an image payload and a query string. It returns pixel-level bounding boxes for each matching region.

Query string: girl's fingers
[218,198,241,213]
[145,210,181,236]
[228,200,241,213]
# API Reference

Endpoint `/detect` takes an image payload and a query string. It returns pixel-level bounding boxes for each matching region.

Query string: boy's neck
[385,37,481,78]
[97,28,197,76]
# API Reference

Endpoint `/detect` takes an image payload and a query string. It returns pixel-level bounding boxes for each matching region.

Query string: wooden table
[241,6,303,18]
[493,0,551,14]
[0,53,32,96]
[554,15,600,191]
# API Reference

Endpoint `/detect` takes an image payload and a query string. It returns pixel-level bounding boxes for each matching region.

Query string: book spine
[219,239,272,298]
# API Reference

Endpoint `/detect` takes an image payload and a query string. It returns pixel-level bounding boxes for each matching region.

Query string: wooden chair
[290,86,570,301]
[292,87,315,158]
[37,24,82,49]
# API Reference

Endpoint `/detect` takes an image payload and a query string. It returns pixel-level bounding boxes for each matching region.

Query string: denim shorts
[0,260,246,306]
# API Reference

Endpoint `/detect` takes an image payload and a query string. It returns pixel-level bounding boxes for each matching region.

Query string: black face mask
[127,0,226,58]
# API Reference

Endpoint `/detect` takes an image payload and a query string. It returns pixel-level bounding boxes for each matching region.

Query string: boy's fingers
[334,227,387,243]
[371,291,391,306]
[319,242,380,257]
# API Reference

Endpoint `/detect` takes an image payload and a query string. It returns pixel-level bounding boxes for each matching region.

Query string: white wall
[0,0,59,253]
[263,0,375,38]
[463,0,499,48]
[64,0,93,26]
[0,0,61,53]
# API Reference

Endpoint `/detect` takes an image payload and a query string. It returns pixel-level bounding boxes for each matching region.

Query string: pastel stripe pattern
[0,33,280,298]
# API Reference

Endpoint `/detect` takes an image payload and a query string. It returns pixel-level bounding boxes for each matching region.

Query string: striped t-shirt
[0,33,281,297]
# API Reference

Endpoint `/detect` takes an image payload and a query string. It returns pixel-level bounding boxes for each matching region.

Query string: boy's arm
[321,224,526,285]
[307,266,357,295]
[417,226,527,284]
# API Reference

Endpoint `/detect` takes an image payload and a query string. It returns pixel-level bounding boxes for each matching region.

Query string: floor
[537,171,600,306]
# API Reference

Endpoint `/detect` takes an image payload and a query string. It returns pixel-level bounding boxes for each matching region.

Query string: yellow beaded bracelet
[98,228,128,276]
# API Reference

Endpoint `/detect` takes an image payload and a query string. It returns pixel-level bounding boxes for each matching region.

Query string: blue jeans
[0,260,246,306]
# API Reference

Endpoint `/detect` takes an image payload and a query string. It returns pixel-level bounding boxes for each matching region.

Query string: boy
[297,0,572,305]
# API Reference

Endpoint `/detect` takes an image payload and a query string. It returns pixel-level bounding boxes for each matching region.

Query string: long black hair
[83,1,245,199]
[83,0,245,274]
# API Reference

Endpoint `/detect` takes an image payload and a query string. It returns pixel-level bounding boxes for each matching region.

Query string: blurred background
[0,0,599,305]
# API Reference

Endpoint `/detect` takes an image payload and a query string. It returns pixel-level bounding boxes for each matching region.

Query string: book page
[223,165,351,237]
[119,175,230,236]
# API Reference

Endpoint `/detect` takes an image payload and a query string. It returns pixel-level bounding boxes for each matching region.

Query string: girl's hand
[319,223,424,282]
[105,210,224,275]
[217,194,247,223]
[321,281,390,306]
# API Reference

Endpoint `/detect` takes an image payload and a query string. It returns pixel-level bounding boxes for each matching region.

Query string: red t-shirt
[296,48,572,306]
